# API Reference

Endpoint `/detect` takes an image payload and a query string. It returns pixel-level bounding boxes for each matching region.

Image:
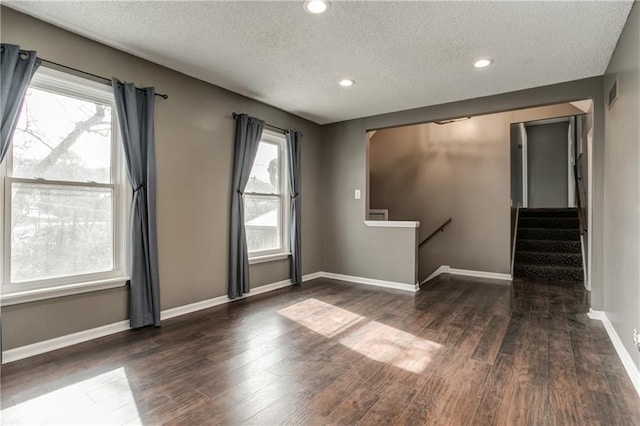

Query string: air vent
[434,117,471,125]
[608,78,618,109]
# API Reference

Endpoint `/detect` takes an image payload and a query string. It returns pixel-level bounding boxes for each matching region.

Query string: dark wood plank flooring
[2,276,639,425]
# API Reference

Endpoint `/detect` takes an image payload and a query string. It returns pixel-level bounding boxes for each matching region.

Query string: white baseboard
[587,308,604,320]
[421,265,512,284]
[421,265,451,284]
[321,272,419,293]
[588,309,640,397]
[2,320,130,364]
[2,272,321,364]
[161,272,319,320]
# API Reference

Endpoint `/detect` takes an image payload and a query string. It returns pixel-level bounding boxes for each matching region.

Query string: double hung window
[1,67,129,302]
[244,129,289,261]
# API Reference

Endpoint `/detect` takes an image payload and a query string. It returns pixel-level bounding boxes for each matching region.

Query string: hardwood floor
[2,276,639,425]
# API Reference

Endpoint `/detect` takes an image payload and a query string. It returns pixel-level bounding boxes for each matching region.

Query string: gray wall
[322,121,419,285]
[526,121,570,208]
[603,2,640,370]
[1,8,324,349]
[510,123,524,208]
[368,105,581,281]
[324,77,606,309]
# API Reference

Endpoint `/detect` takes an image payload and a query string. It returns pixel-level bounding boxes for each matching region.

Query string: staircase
[514,208,584,282]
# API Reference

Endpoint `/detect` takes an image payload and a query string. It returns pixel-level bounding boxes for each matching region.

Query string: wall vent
[608,78,618,109]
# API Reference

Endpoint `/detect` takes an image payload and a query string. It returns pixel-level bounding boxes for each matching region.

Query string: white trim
[2,320,131,364]
[1,277,128,306]
[421,265,512,284]
[2,272,322,363]
[587,129,594,291]
[421,265,451,285]
[520,123,529,208]
[364,220,420,228]
[160,272,320,320]
[248,252,291,265]
[588,309,640,397]
[322,271,419,292]
[449,268,512,281]
[587,308,604,320]
[525,117,571,126]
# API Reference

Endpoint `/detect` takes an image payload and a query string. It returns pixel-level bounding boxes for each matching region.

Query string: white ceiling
[5,1,633,125]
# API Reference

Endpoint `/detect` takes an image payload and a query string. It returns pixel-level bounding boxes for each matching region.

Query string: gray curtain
[229,114,264,299]
[1,44,41,163]
[112,78,161,328]
[286,131,302,284]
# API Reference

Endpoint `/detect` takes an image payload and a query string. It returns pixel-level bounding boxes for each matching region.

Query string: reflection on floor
[2,276,639,425]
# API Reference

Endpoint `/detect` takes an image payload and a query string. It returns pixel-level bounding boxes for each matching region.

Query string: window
[1,67,129,301]
[244,129,289,261]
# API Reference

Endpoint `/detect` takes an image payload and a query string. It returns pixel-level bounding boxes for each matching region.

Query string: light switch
[355,189,361,200]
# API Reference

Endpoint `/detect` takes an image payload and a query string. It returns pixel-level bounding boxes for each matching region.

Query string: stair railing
[573,164,586,236]
[510,203,521,276]
[419,218,452,249]
[574,163,588,285]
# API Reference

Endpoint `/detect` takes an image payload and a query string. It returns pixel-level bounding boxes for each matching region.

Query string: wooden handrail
[419,218,452,248]
[574,164,586,236]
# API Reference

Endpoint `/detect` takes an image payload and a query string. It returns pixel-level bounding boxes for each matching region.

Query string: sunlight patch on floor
[1,367,142,425]
[278,298,365,338]
[278,298,442,373]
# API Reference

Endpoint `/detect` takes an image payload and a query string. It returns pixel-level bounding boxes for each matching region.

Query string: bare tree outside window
[8,87,115,283]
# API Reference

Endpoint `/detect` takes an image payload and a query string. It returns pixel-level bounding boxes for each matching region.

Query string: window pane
[10,183,114,282]
[245,142,279,194]
[245,195,281,252]
[12,87,112,183]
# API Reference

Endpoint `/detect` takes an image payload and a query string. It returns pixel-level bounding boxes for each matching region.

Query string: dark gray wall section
[526,121,569,208]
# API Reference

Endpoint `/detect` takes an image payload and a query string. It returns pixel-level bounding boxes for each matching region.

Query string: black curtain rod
[39,58,168,99]
[232,112,288,134]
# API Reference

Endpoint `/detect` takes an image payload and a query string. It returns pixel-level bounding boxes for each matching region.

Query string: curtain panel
[286,131,303,284]
[229,113,264,299]
[0,43,41,163]
[112,78,161,328]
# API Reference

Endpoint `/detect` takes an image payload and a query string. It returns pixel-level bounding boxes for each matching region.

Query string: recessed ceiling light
[474,58,494,68]
[304,0,330,14]
[339,79,355,87]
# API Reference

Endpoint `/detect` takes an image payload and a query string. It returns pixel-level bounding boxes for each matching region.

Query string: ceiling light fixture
[474,58,494,68]
[339,79,355,87]
[304,0,330,14]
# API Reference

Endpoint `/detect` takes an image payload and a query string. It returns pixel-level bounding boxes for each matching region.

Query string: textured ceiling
[4,1,633,124]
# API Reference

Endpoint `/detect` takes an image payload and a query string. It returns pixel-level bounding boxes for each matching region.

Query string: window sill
[364,220,420,228]
[249,253,291,265]
[0,277,129,306]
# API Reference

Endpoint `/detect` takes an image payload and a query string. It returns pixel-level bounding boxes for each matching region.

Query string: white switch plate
[354,189,361,200]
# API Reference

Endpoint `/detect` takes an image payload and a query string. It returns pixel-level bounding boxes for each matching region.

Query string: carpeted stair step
[519,208,578,218]
[516,239,581,253]
[515,251,583,267]
[517,228,580,241]
[514,264,583,281]
[519,217,579,229]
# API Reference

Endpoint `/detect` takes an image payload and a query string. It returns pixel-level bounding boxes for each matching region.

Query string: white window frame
[0,67,130,306]
[245,129,290,264]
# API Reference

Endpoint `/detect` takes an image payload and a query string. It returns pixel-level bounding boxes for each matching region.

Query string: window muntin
[1,67,129,292]
[244,130,288,257]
